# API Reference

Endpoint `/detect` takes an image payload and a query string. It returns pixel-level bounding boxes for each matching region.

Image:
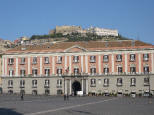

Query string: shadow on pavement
[0,108,23,115]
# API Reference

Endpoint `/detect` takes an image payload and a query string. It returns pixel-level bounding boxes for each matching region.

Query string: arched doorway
[72,81,81,96]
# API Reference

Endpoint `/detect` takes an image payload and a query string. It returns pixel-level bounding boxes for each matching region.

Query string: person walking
[21,92,24,100]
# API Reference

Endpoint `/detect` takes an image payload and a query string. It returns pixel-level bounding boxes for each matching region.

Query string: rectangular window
[20,70,26,77]
[20,58,25,64]
[57,79,62,88]
[130,78,136,86]
[32,80,37,88]
[57,69,62,76]
[90,56,96,63]
[103,55,109,62]
[8,58,14,65]
[9,70,14,77]
[44,57,49,64]
[118,67,123,73]
[117,78,122,86]
[8,80,13,88]
[104,78,109,87]
[130,67,136,74]
[57,56,62,64]
[90,68,96,75]
[104,67,109,74]
[143,54,149,61]
[144,78,149,86]
[74,68,79,75]
[116,54,122,62]
[44,80,50,88]
[20,80,25,88]
[32,69,37,77]
[73,56,79,63]
[45,69,50,76]
[32,57,37,64]
[90,79,96,87]
[144,66,149,74]
[130,54,135,61]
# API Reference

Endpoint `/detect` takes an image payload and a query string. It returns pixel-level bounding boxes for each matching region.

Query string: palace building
[1,40,154,96]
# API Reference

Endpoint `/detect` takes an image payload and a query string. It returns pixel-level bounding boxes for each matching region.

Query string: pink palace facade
[1,40,154,96]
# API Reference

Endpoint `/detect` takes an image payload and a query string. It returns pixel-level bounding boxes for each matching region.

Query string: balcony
[32,62,37,64]
[44,61,50,64]
[73,60,79,63]
[90,84,96,87]
[8,62,14,65]
[56,61,62,64]
[103,84,109,87]
[116,83,122,87]
[90,60,96,63]
[57,85,62,88]
[44,85,50,88]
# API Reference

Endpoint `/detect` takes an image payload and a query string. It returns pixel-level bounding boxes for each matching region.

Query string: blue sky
[0,0,154,44]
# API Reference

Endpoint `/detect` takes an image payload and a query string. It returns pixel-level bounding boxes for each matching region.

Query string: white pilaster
[28,57,30,74]
[81,55,83,73]
[138,53,141,73]
[15,57,18,76]
[65,56,67,70]
[40,56,42,75]
[98,55,101,75]
[69,56,72,74]
[52,56,55,74]
[5,58,7,76]
[112,54,114,73]
[85,55,88,74]
[125,54,128,74]
[152,53,154,73]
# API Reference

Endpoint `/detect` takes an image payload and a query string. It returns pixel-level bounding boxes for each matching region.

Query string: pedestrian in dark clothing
[67,94,69,100]
[64,94,66,101]
[21,93,24,100]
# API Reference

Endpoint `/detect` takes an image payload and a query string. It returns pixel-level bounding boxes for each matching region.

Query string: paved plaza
[0,95,154,115]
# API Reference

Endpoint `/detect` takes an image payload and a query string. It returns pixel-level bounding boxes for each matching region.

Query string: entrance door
[72,81,81,96]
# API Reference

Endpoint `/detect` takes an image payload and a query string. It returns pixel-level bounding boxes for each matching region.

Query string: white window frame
[57,56,62,63]
[44,57,49,64]
[32,80,37,88]
[90,56,96,63]
[45,69,50,76]
[103,55,109,62]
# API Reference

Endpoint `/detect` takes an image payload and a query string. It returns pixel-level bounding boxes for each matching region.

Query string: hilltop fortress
[49,25,118,36]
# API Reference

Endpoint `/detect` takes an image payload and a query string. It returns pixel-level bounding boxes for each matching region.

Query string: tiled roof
[6,40,154,53]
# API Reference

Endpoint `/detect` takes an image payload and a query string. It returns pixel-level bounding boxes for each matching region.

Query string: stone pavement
[0,95,154,115]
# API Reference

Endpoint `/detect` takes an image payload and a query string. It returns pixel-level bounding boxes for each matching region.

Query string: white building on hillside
[87,27,118,36]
